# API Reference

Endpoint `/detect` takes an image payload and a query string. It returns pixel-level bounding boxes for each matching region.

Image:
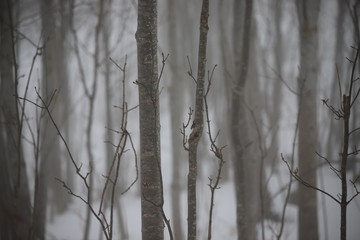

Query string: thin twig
[204,65,226,240]
[315,152,341,179]
[186,56,197,84]
[181,107,193,152]
[281,154,341,204]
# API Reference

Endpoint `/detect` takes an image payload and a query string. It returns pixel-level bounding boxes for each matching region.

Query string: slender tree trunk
[340,95,350,240]
[338,43,360,240]
[296,1,320,240]
[187,1,210,240]
[321,2,346,238]
[136,1,164,239]
[0,0,31,238]
[101,4,128,238]
[231,0,254,239]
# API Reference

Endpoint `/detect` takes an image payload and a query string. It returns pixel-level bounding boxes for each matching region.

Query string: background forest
[1,0,360,239]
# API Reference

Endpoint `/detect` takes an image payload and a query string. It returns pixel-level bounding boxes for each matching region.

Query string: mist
[1,0,360,239]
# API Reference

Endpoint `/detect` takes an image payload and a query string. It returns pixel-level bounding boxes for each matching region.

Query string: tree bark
[296,1,320,240]
[187,1,209,240]
[340,94,350,240]
[136,1,164,239]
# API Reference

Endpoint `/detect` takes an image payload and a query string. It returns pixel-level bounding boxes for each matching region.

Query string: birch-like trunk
[136,1,164,239]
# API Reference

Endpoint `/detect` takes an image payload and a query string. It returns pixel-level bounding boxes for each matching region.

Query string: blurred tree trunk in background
[33,0,61,238]
[103,0,114,209]
[0,0,31,238]
[296,1,320,240]
[166,0,184,239]
[270,0,283,169]
[83,0,105,239]
[58,0,74,210]
[216,0,233,181]
[50,0,72,215]
[326,0,346,159]
[136,0,164,239]
[231,0,255,239]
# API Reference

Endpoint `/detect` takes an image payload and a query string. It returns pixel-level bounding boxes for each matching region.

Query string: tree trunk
[270,0,283,165]
[61,0,74,202]
[0,0,31,238]
[166,1,185,239]
[102,3,128,238]
[296,1,320,240]
[33,0,61,238]
[136,1,164,239]
[83,1,104,239]
[216,0,233,182]
[340,94,350,240]
[51,0,72,215]
[187,1,210,240]
[231,0,254,239]
[326,0,346,159]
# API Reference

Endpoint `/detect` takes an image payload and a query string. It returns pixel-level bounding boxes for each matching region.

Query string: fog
[1,0,360,239]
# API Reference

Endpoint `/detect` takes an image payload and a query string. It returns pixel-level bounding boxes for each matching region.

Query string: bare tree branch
[281,154,341,204]
[204,65,226,240]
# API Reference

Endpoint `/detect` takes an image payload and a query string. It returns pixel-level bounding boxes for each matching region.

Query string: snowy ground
[46,174,360,240]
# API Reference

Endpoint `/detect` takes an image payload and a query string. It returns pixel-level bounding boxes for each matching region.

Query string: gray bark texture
[187,1,209,240]
[0,0,31,238]
[296,1,320,240]
[136,1,164,239]
[231,0,254,239]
